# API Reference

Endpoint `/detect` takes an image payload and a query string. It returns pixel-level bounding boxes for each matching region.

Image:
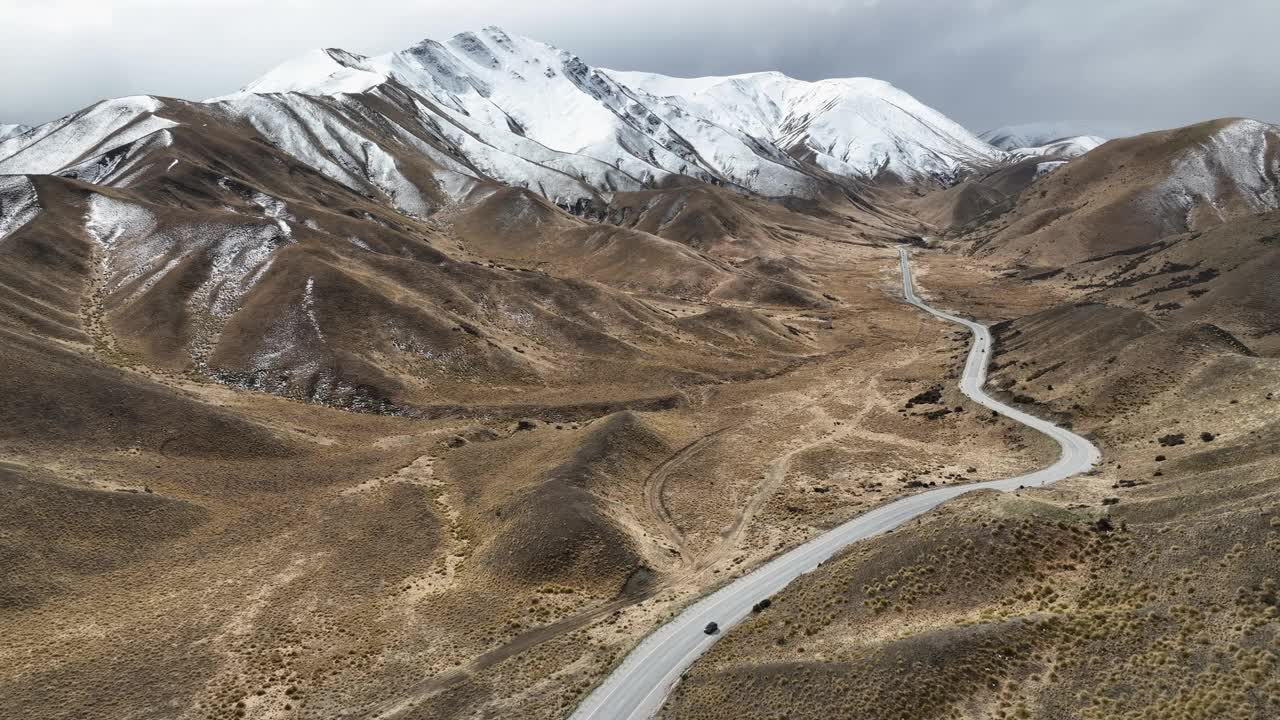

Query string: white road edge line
[568,246,1101,720]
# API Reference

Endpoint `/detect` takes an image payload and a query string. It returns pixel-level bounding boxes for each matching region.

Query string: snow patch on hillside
[0,175,40,242]
[85,191,293,316]
[84,193,163,294]
[1144,119,1280,230]
[303,276,324,341]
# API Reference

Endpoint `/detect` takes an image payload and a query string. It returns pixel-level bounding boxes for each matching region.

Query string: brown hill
[479,411,673,590]
[898,157,1048,232]
[961,118,1280,267]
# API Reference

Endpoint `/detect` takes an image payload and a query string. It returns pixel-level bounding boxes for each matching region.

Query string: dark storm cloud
[3,0,1278,137]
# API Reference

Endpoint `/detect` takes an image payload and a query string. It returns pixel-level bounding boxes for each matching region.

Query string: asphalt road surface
[569,246,1101,720]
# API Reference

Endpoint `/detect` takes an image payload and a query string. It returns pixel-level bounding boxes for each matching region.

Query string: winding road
[568,246,1101,720]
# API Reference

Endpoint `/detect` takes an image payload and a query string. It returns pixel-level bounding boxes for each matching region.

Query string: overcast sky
[4,0,1278,137]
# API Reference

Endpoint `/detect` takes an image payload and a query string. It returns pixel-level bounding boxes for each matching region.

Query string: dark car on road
[703,622,719,635]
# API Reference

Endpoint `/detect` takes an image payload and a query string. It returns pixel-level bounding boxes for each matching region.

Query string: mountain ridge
[1,26,1006,212]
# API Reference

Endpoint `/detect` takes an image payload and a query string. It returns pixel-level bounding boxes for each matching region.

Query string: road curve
[568,246,1101,720]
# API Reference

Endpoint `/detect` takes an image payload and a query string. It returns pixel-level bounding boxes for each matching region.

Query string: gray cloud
[3,0,1278,138]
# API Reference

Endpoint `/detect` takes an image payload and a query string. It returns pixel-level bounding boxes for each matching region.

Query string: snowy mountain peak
[215,28,1004,190]
[233,47,387,97]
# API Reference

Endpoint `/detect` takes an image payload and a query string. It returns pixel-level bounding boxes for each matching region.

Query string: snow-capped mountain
[980,122,1084,150]
[0,26,1004,213]
[607,70,1004,184]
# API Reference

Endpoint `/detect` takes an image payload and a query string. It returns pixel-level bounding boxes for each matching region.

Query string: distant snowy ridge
[1008,135,1106,160]
[0,124,31,142]
[980,122,1088,150]
[980,123,1105,160]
